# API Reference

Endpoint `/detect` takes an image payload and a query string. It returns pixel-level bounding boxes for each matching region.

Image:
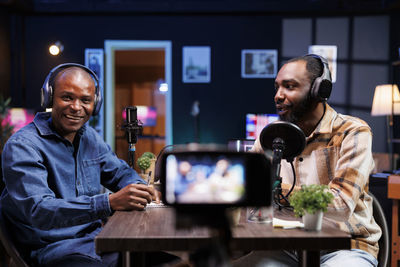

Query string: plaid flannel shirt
[252,103,381,259]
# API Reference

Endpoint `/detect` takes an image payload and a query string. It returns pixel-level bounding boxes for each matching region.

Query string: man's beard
[278,93,313,124]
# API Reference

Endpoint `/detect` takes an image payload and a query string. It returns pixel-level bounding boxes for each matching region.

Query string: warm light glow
[49,41,64,56]
[49,45,60,55]
[371,84,400,116]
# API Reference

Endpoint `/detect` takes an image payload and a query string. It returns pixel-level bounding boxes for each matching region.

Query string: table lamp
[371,84,400,170]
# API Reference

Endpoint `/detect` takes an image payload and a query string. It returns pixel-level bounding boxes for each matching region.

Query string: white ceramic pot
[302,210,323,231]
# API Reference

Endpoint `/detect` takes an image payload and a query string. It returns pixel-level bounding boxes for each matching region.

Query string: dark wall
[0,9,11,98]
[19,14,280,145]
[390,15,400,154]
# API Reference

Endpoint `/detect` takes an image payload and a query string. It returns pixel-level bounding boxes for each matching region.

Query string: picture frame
[182,46,211,83]
[85,48,104,137]
[308,45,337,83]
[241,49,277,78]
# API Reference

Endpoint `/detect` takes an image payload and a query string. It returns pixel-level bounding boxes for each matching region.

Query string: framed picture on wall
[308,45,337,83]
[182,46,211,83]
[85,48,104,137]
[241,49,277,78]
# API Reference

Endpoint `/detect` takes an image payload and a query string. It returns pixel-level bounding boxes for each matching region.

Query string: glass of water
[247,206,273,223]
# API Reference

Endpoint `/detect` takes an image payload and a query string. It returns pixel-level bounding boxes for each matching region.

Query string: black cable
[273,160,296,210]
[286,160,297,197]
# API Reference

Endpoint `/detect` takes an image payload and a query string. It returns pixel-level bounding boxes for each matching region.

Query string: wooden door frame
[104,40,172,150]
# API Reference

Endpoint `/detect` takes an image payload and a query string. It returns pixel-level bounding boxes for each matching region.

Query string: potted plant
[289,184,334,231]
[136,152,156,183]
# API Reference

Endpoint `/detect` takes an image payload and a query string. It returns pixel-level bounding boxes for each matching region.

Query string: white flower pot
[302,210,323,231]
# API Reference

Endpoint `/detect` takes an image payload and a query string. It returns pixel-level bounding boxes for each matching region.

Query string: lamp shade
[371,84,400,116]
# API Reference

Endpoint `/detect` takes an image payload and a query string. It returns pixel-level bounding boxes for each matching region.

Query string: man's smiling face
[51,67,95,142]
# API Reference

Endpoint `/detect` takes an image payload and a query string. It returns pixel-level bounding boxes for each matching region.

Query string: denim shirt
[0,112,145,265]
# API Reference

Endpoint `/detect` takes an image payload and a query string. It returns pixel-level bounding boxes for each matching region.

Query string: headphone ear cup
[304,54,332,102]
[92,88,103,116]
[318,79,332,100]
[311,77,332,101]
[311,77,322,99]
[40,85,53,109]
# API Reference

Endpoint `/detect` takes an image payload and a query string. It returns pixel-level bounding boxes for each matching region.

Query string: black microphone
[124,106,142,144]
[259,121,306,208]
[122,106,143,168]
[260,121,306,161]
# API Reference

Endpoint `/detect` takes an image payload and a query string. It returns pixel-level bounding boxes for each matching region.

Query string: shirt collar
[307,103,337,140]
[33,112,87,139]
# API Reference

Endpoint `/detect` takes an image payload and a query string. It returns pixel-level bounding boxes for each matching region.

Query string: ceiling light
[49,41,64,56]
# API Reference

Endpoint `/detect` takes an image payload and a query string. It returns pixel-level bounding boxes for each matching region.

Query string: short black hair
[286,55,323,85]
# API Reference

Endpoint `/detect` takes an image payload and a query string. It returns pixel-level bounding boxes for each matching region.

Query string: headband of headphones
[304,54,332,102]
[40,63,103,116]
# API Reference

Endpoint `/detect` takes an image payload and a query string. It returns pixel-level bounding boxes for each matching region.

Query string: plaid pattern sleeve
[252,104,381,259]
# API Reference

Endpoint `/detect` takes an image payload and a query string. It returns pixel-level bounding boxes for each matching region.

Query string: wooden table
[95,207,350,267]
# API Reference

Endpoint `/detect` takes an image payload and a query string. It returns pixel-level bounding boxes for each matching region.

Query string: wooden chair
[0,207,29,267]
[370,192,389,267]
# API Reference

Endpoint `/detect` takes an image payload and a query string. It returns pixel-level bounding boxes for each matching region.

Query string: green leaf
[289,184,334,217]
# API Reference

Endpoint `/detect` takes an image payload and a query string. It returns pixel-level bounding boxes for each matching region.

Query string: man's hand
[109,184,157,211]
[148,184,162,204]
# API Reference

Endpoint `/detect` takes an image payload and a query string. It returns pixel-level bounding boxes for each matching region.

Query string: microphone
[124,107,142,144]
[259,121,306,207]
[260,120,306,161]
[122,106,143,168]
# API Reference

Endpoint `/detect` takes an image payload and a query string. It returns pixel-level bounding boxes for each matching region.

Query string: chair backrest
[0,208,29,267]
[369,192,389,267]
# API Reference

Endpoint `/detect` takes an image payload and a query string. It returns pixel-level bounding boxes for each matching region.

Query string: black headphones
[40,63,103,116]
[305,54,332,102]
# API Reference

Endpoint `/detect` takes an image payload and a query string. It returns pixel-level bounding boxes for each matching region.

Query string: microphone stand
[191,101,200,143]
[271,137,286,209]
[127,143,137,168]
[123,107,143,168]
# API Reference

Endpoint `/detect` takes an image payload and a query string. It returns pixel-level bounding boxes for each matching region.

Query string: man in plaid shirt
[234,55,381,267]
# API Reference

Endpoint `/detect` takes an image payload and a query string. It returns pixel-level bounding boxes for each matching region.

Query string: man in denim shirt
[0,65,163,266]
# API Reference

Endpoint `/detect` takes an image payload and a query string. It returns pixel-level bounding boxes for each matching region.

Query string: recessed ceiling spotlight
[49,41,64,56]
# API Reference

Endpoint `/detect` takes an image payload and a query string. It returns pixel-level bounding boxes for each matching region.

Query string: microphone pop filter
[260,121,306,160]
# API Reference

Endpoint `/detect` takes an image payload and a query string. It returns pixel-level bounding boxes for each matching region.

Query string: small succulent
[142,152,156,160]
[137,156,151,172]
